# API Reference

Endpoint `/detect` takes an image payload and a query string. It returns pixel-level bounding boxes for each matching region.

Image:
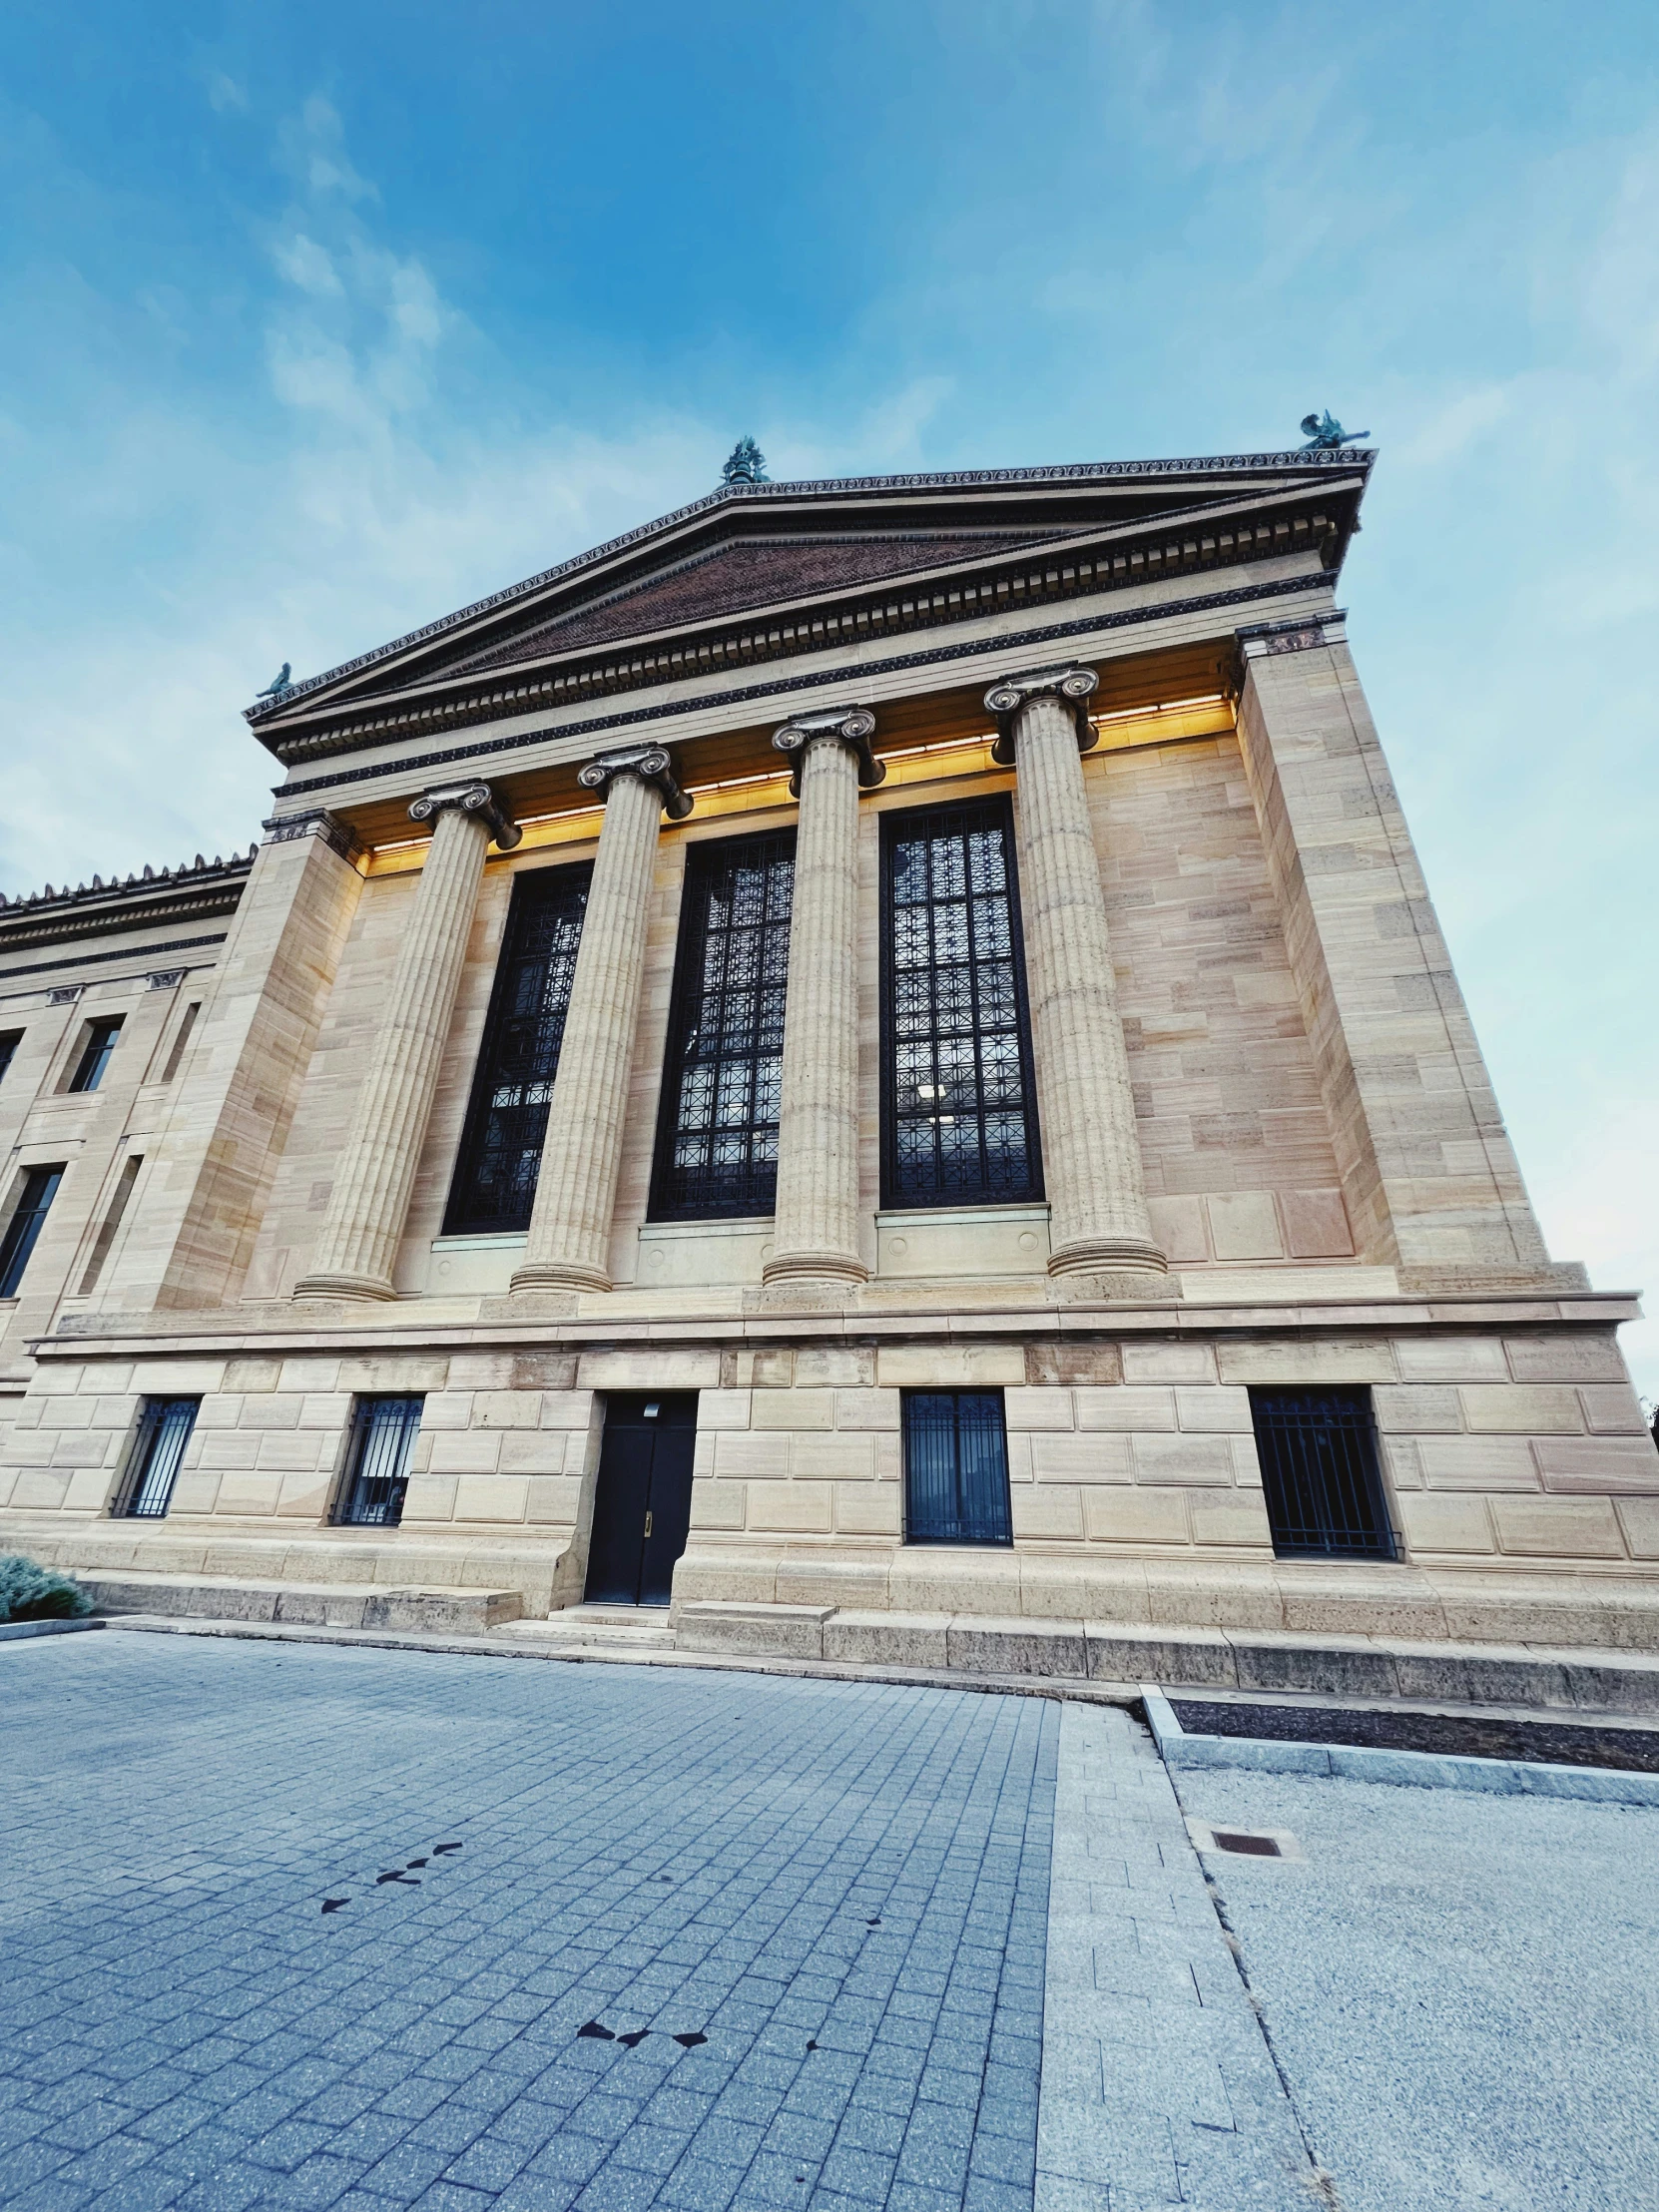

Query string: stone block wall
[1087,732,1354,1269]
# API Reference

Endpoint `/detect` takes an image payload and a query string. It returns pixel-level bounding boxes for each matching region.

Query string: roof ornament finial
[721,436,769,486]
[256,661,293,699]
[1300,409,1369,450]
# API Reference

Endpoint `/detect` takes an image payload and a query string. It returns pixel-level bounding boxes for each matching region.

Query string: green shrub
[0,1554,92,1624]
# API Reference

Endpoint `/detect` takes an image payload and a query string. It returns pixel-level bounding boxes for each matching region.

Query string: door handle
[643,1510,653,1538]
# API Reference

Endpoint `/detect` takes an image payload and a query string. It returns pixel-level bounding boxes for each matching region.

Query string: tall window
[0,1166,64,1298]
[68,1016,124,1094]
[1250,1388,1395,1560]
[650,831,795,1221]
[880,799,1041,1208]
[335,1396,424,1527]
[119,1398,200,1519]
[903,1390,1014,1546]
[0,1032,20,1086]
[444,863,591,1235]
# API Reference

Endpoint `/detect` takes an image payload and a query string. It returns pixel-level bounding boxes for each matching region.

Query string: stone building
[2,445,1654,1660]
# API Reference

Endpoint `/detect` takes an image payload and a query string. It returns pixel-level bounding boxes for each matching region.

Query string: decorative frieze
[1236,611,1349,660]
[261,811,361,861]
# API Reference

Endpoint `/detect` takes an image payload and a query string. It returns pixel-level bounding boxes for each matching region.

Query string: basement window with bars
[902,1390,1014,1547]
[444,862,591,1235]
[650,830,795,1221]
[118,1397,200,1519]
[880,798,1042,1209]
[1249,1387,1397,1559]
[334,1396,424,1528]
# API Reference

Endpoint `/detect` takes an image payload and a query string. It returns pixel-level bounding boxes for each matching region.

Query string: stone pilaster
[985,665,1166,1279]
[511,747,691,1296]
[292,784,519,1303]
[764,707,884,1287]
[1234,612,1563,1287]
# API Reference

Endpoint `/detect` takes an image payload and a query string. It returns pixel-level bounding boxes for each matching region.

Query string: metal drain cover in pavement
[1187,1817,1305,1861]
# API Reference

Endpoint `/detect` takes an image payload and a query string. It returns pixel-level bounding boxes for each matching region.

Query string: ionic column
[511,747,692,1295]
[294,783,520,1302]
[985,665,1166,1278]
[763,707,884,1287]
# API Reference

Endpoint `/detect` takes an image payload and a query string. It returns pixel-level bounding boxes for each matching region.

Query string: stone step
[501,1605,677,1654]
[81,1571,523,1635]
[672,1603,1659,1717]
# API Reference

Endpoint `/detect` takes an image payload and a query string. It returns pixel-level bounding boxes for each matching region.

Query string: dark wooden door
[584,1392,699,1606]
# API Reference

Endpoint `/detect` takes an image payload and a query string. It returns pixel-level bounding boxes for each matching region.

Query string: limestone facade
[1,448,1653,1649]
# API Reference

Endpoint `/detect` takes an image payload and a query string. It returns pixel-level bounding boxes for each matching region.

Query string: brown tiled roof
[438,531,1066,678]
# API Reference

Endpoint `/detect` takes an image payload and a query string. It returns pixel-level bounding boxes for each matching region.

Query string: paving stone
[7,1632,1055,2212]
[1034,1705,1317,2212]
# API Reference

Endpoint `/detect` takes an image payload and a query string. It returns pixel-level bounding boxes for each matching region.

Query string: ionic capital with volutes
[984,664,1099,764]
[577,745,694,821]
[408,781,523,849]
[771,706,885,799]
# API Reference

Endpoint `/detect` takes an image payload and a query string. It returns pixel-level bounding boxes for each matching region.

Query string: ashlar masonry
[1,446,1653,1654]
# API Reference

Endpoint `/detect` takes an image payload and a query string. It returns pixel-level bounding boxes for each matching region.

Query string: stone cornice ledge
[32,1285,1643,1362]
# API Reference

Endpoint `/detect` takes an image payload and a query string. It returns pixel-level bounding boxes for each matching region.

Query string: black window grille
[69,1017,124,1094]
[443,863,591,1234]
[880,799,1041,1208]
[903,1390,1014,1546]
[0,1165,64,1298]
[119,1397,199,1519]
[650,830,795,1221]
[335,1396,423,1527]
[1250,1387,1396,1559]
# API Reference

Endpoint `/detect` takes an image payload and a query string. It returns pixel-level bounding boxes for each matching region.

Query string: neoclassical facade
[1,448,1654,1653]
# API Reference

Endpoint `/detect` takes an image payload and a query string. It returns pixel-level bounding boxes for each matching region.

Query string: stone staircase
[499,1603,678,1658]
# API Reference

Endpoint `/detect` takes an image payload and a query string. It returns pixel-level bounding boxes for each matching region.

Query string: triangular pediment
[431,527,1073,681]
[248,450,1373,759]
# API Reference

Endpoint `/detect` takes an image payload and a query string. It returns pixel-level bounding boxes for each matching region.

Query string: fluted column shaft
[511,768,666,1294]
[998,677,1165,1277]
[764,731,868,1285]
[295,792,508,1302]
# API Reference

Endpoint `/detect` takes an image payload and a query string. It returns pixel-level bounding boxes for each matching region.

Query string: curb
[1140,1684,1659,1807]
[0,1617,106,1643]
[90,1610,1147,1705]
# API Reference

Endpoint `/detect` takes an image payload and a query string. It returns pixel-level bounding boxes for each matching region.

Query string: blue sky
[3,0,1656,1383]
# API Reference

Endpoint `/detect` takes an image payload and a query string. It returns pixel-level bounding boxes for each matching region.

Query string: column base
[1048,1236,1168,1279]
[290,1271,397,1303]
[509,1261,611,1296]
[761,1250,869,1289]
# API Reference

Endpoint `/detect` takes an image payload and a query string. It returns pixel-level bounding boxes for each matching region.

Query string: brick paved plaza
[3,1638,1053,2212]
[7,1633,1659,2212]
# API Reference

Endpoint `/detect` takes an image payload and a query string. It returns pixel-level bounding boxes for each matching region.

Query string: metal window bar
[1249,1387,1396,1559]
[0,1165,64,1298]
[121,1397,199,1519]
[903,1390,1014,1546]
[69,1018,124,1094]
[650,830,795,1221]
[443,863,592,1234]
[336,1396,424,1528]
[879,799,1042,1208]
